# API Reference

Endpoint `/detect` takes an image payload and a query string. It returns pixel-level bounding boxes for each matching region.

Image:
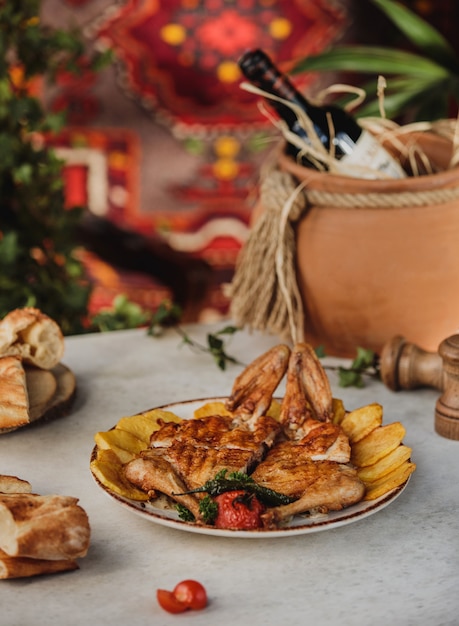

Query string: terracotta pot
[278,132,459,357]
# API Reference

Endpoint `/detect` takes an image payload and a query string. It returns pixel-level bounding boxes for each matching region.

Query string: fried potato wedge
[139,408,182,424]
[267,399,282,421]
[363,461,416,500]
[351,422,406,467]
[357,444,412,483]
[94,430,147,463]
[331,398,346,425]
[116,410,180,444]
[193,399,282,421]
[193,401,233,419]
[93,409,183,488]
[115,415,156,444]
[340,402,383,443]
[90,449,148,501]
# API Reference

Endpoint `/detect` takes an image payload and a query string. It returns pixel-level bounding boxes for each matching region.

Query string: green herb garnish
[173,470,294,507]
[175,495,218,524]
[176,503,195,522]
[199,495,219,524]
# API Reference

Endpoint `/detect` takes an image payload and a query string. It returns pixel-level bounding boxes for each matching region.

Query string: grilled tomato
[214,490,265,530]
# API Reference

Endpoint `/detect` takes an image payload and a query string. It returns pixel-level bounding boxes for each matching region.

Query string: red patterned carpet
[41,0,349,319]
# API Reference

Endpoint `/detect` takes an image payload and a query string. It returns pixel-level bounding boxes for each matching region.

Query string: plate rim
[90,396,411,539]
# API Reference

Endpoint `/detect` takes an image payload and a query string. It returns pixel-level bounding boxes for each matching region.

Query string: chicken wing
[280,343,333,431]
[225,344,290,422]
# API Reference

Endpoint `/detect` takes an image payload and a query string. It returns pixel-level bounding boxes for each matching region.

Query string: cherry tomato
[173,579,207,610]
[156,589,187,614]
[214,490,265,530]
[156,580,208,614]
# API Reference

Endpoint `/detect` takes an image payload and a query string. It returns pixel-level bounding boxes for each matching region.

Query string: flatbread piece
[0,356,29,429]
[0,493,90,561]
[0,548,78,579]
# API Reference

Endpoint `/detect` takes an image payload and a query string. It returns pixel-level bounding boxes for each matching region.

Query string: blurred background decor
[38,0,351,326]
[0,2,109,335]
[2,0,458,335]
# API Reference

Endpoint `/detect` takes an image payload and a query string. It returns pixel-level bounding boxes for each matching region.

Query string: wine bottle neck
[239,49,312,114]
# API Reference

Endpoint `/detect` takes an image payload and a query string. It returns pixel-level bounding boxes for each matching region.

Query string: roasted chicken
[124,342,365,528]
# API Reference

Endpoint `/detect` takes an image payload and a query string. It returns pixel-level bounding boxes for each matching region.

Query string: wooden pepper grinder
[380,334,459,440]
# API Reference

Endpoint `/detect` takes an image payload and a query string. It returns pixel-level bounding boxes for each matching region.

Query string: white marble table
[1,324,458,626]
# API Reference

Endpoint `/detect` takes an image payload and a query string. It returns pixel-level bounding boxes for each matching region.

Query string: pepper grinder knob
[379,334,459,440]
[435,334,459,440]
[379,335,445,392]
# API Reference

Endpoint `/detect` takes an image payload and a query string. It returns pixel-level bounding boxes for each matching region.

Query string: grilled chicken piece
[125,435,258,522]
[126,412,282,522]
[124,449,202,520]
[278,342,348,459]
[150,415,234,448]
[151,414,280,453]
[225,344,290,422]
[295,420,350,462]
[251,442,365,527]
[280,343,333,431]
[163,441,255,489]
[261,463,365,528]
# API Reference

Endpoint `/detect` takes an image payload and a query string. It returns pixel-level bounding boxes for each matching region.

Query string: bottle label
[335,130,406,179]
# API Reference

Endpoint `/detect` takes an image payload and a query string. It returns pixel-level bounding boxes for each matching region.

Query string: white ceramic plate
[90,398,411,539]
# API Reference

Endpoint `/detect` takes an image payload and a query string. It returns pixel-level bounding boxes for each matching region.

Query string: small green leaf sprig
[320,346,380,388]
[94,297,380,384]
[91,294,150,332]
[147,301,242,370]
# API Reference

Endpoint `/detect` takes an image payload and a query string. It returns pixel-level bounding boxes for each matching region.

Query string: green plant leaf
[0,231,19,265]
[370,0,458,69]
[338,367,365,388]
[91,294,150,332]
[147,301,183,336]
[292,47,449,79]
[206,332,239,370]
[289,0,459,121]
[214,325,239,336]
[314,345,326,358]
[329,347,379,388]
[355,76,451,120]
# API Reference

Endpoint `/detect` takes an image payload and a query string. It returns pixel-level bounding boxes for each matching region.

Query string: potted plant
[228,0,459,357]
[291,0,459,122]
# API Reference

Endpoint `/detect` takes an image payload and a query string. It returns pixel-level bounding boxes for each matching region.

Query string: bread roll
[0,307,64,370]
[0,475,32,494]
[0,548,78,579]
[0,356,29,429]
[0,494,90,560]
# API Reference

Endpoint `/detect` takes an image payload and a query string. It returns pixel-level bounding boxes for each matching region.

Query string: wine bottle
[239,49,406,179]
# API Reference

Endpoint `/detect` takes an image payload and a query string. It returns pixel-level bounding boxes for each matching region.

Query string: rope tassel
[227,169,307,343]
